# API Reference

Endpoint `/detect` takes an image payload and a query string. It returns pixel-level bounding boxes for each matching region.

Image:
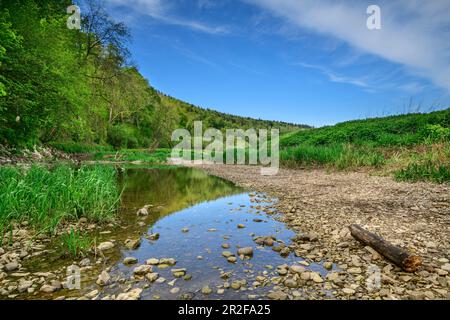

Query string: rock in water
[237,247,254,256]
[133,265,152,275]
[148,233,160,241]
[146,273,159,282]
[201,286,212,295]
[123,257,138,265]
[97,241,114,251]
[96,271,111,286]
[137,205,151,216]
[146,258,160,265]
[171,268,187,278]
[116,288,142,300]
[124,239,141,250]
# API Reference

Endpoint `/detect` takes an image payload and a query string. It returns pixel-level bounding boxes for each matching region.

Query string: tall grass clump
[59,228,93,258]
[395,161,450,183]
[394,142,450,183]
[0,165,120,234]
[280,144,385,169]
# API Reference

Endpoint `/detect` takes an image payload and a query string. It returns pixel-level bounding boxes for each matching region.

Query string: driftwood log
[349,224,422,272]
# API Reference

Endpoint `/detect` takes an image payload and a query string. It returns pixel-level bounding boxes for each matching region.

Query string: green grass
[395,161,450,184]
[0,165,121,236]
[281,109,450,148]
[393,142,450,183]
[92,148,171,163]
[48,142,115,154]
[280,144,385,169]
[279,109,449,183]
[59,228,93,258]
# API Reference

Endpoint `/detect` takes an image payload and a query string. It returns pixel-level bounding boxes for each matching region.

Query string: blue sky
[103,0,450,127]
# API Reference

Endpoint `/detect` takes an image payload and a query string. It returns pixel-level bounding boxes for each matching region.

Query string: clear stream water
[21,166,328,300]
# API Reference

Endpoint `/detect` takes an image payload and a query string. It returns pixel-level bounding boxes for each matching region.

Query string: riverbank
[189,163,450,300]
[1,163,449,300]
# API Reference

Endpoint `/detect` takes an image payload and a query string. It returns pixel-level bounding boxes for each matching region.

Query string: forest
[0,0,303,152]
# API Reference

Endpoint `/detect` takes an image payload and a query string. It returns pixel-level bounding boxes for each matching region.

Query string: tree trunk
[349,224,422,272]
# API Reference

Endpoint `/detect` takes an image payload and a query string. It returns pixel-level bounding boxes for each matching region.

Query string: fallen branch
[349,224,422,272]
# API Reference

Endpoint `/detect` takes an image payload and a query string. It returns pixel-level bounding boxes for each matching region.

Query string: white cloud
[106,0,228,34]
[296,62,369,88]
[244,0,450,91]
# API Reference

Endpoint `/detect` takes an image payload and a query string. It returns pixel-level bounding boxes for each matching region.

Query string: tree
[80,0,130,59]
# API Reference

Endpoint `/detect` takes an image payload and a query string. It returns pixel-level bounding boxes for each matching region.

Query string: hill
[158,92,308,134]
[281,109,450,148]
[280,109,450,183]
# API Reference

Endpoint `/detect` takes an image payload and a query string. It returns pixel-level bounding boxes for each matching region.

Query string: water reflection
[20,167,328,300]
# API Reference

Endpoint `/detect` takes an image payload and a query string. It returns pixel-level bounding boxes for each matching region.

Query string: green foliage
[280,111,449,183]
[423,124,450,143]
[49,141,114,154]
[0,0,305,150]
[395,161,450,184]
[159,93,307,136]
[0,164,120,233]
[280,144,385,169]
[92,148,171,163]
[59,228,93,258]
[281,109,450,148]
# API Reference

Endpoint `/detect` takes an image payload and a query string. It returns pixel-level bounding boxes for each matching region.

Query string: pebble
[97,242,114,251]
[231,281,242,290]
[237,247,253,256]
[5,262,19,272]
[116,288,142,300]
[124,239,141,250]
[222,251,234,258]
[267,291,287,300]
[123,257,138,265]
[133,265,152,275]
[441,263,450,272]
[40,284,57,294]
[290,265,306,274]
[311,273,324,283]
[148,233,160,241]
[284,278,298,288]
[171,268,187,278]
[96,271,111,286]
[145,273,159,282]
[146,258,160,265]
[202,286,212,295]
[342,288,355,295]
[170,287,180,294]
[323,262,333,270]
[347,267,362,274]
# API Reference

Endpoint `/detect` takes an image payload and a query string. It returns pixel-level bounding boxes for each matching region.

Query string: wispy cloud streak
[244,0,450,91]
[106,0,228,34]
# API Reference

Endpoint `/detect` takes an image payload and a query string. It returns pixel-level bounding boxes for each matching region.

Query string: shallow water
[20,167,329,300]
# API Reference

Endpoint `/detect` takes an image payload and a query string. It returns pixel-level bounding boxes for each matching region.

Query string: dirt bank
[190,164,450,300]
